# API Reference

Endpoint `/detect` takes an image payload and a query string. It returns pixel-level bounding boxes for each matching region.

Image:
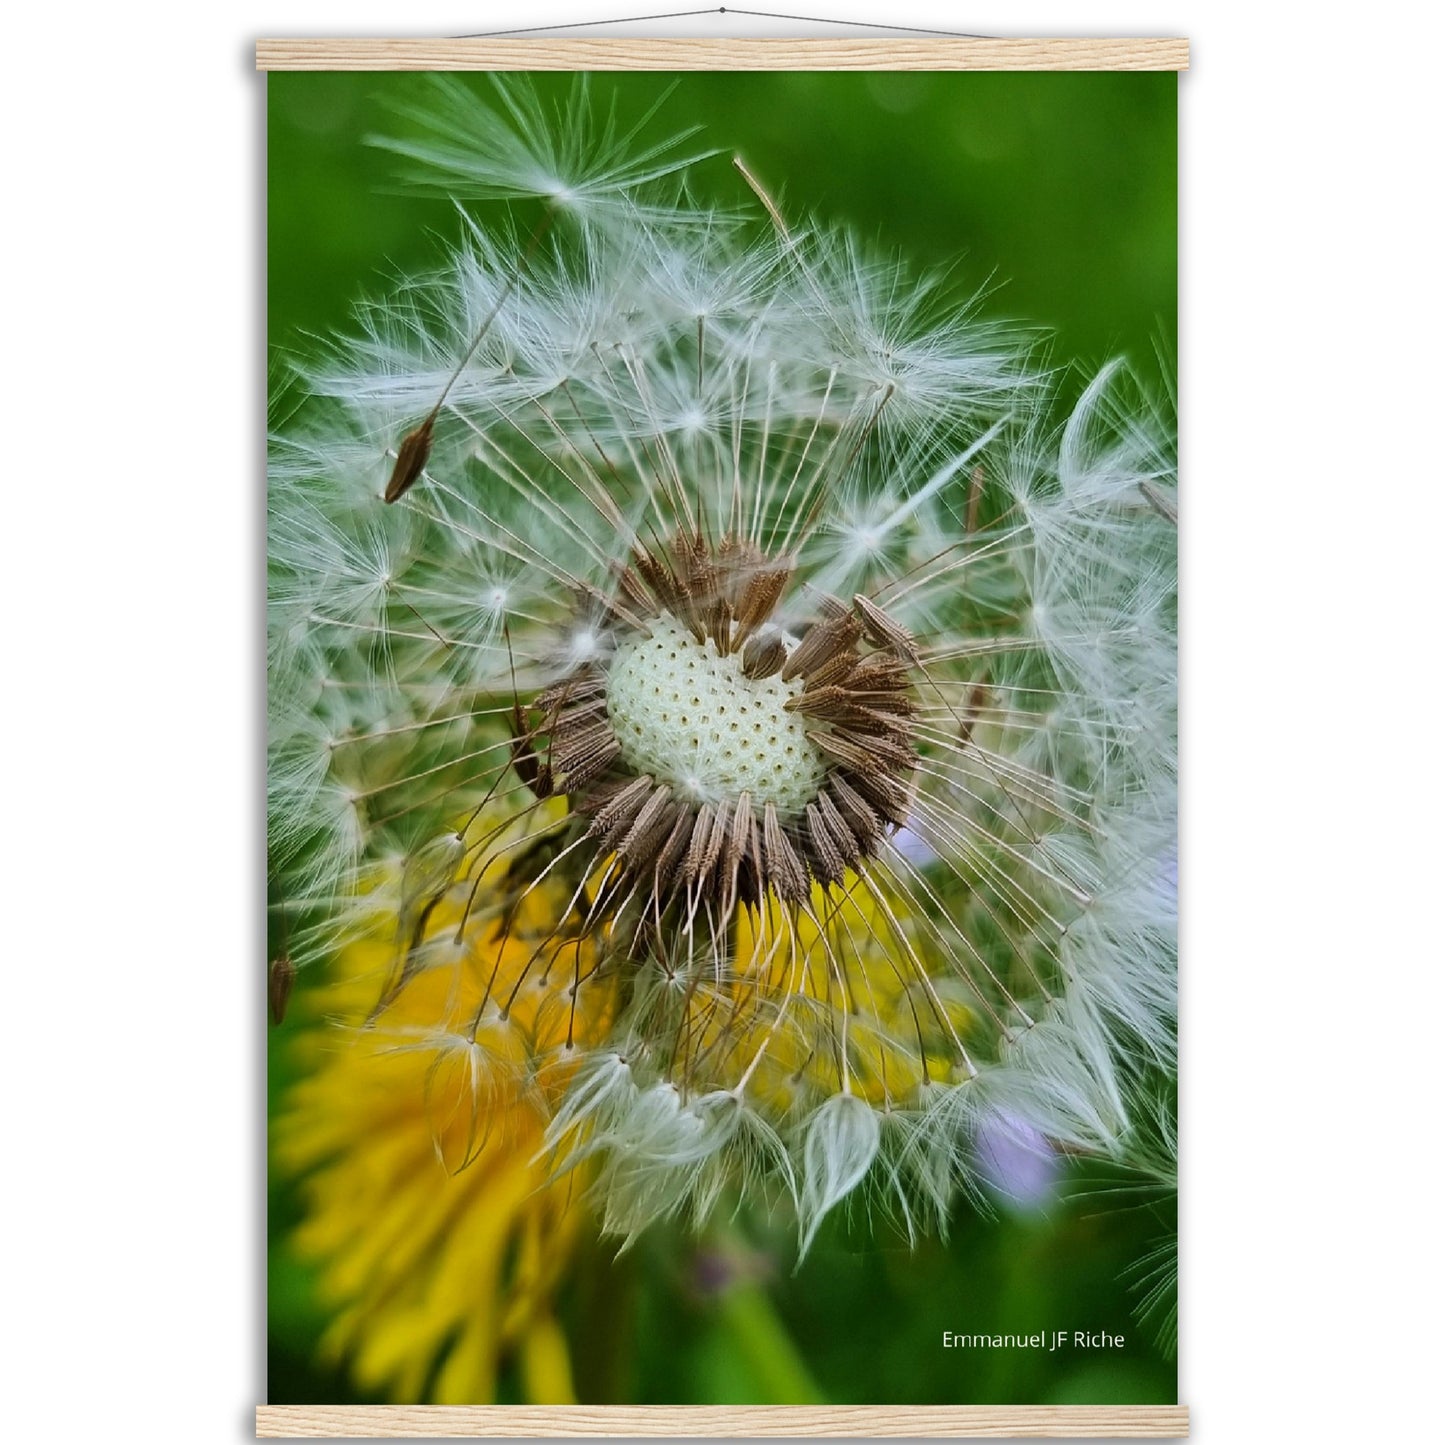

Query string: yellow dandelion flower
[273,819,613,1404]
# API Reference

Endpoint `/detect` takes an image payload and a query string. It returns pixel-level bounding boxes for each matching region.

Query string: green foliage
[268,71,1176,386]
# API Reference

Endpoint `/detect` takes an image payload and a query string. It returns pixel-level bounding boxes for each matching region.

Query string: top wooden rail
[256,37,1189,72]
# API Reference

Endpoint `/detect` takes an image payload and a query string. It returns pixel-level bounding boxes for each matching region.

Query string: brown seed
[666,533,716,642]
[815,790,861,863]
[618,786,677,862]
[633,550,684,616]
[702,598,732,653]
[959,681,990,746]
[536,667,606,718]
[720,792,760,909]
[857,730,916,771]
[827,773,883,846]
[787,684,892,724]
[853,594,921,665]
[612,561,660,619]
[740,634,786,680]
[716,535,766,608]
[509,702,553,799]
[550,724,621,793]
[384,416,435,504]
[845,658,911,693]
[780,615,862,683]
[551,697,609,735]
[653,807,697,893]
[763,802,810,902]
[732,565,792,647]
[846,764,913,827]
[727,792,760,873]
[806,728,876,773]
[796,650,859,692]
[684,801,730,890]
[804,802,848,884]
[814,702,915,738]
[268,955,296,1025]
[587,775,654,846]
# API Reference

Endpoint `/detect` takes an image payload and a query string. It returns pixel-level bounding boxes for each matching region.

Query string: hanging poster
[262,36,1184,1438]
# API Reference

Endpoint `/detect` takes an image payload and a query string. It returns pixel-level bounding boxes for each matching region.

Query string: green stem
[715,1280,826,1405]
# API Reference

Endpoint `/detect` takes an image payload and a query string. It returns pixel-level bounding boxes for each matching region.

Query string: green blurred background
[267,69,1176,1407]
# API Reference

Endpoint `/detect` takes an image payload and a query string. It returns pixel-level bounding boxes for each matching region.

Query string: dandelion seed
[270,77,1177,1257]
[268,954,295,1026]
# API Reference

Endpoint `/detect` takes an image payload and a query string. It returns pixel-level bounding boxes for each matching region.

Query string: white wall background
[2,4,1438,1441]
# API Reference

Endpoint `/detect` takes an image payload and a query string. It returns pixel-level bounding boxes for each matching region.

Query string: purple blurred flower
[974,1108,1061,1210]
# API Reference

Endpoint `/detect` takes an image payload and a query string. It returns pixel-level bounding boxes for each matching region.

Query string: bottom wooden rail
[256,1404,1189,1438]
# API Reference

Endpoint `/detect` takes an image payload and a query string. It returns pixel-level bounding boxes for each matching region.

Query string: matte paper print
[266,66,1178,1412]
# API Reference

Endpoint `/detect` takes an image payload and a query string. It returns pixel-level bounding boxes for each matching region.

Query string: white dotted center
[605,615,827,819]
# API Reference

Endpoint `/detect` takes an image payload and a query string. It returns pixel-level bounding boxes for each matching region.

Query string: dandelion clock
[262,38,1184,1436]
